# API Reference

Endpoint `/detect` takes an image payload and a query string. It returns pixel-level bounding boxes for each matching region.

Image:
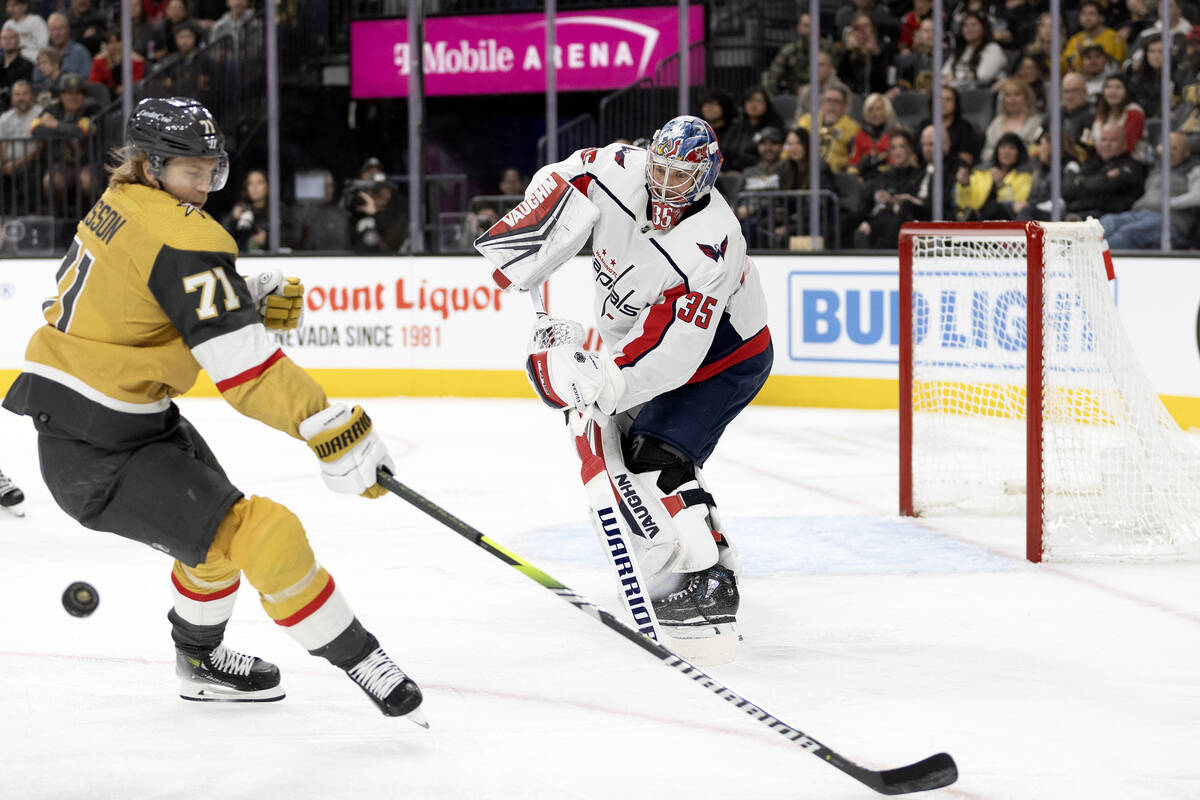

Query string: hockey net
[898,220,1200,562]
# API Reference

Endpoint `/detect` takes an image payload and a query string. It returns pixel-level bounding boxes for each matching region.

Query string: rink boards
[1,253,1198,426]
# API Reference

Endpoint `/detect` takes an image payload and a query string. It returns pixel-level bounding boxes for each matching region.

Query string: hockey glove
[299,403,394,498]
[247,270,304,330]
[526,348,625,415]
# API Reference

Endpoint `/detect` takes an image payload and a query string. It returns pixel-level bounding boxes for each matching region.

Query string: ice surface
[1,398,1198,799]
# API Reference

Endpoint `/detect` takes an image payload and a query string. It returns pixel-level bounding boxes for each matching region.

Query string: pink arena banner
[350,6,706,98]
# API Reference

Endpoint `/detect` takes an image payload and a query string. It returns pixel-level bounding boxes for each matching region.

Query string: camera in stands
[342,172,395,212]
[0,217,56,256]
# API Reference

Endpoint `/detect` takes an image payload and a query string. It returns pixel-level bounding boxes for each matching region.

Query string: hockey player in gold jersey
[2,97,424,722]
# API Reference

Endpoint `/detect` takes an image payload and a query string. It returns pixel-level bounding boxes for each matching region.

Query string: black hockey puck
[62,581,99,617]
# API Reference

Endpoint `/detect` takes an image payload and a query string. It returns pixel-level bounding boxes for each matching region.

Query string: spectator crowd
[3,0,1200,252]
[0,0,260,247]
[686,0,1200,250]
[0,0,431,254]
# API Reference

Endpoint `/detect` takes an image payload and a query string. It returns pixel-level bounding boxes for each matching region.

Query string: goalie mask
[126,96,229,191]
[645,115,722,231]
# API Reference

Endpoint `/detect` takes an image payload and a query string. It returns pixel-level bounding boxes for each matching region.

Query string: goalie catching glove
[246,270,304,330]
[526,347,625,415]
[300,403,393,498]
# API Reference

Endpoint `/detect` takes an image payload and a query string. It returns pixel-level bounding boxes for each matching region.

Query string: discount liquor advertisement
[0,254,1197,425]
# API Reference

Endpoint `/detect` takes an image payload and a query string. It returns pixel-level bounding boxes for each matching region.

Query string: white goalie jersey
[529,142,771,412]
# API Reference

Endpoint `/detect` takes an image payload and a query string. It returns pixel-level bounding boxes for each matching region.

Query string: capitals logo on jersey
[612,146,636,168]
[698,235,729,263]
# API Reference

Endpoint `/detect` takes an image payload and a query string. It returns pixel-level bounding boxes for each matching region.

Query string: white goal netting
[908,221,1200,560]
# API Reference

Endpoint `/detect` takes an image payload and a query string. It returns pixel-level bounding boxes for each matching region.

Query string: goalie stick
[375,468,958,795]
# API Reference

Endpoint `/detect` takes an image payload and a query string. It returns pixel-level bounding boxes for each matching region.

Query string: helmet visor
[210,153,229,191]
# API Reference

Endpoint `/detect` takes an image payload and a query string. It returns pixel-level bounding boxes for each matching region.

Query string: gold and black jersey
[2,183,328,450]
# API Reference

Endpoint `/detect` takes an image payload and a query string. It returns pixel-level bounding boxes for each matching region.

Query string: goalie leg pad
[570,412,665,641]
[621,433,740,666]
[695,465,740,573]
[607,433,720,590]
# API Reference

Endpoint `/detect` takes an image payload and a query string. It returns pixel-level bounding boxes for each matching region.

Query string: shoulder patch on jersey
[698,235,729,263]
[612,146,636,168]
[177,202,207,218]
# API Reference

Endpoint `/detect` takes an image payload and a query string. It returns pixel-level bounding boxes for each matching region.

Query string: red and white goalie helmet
[644,115,723,231]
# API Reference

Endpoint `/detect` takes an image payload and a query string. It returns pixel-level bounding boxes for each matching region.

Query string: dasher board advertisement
[2,254,1199,422]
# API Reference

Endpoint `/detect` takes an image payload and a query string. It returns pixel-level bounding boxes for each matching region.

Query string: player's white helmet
[644,115,723,231]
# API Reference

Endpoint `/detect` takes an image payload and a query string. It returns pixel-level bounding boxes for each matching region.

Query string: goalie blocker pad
[473,171,599,292]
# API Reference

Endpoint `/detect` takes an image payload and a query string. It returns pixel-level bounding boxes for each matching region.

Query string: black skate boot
[654,564,739,626]
[653,565,740,666]
[344,641,426,726]
[176,644,285,702]
[0,472,25,518]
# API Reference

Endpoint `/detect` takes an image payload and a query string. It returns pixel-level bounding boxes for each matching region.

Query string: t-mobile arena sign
[351,6,706,98]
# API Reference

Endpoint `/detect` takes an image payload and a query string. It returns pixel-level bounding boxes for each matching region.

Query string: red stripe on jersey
[687,326,772,385]
[171,573,241,602]
[570,174,593,195]
[274,575,336,627]
[215,348,286,392]
[615,283,688,368]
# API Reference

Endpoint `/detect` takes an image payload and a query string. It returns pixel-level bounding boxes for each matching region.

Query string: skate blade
[179,678,286,703]
[404,706,430,729]
[2,503,25,518]
[663,622,738,666]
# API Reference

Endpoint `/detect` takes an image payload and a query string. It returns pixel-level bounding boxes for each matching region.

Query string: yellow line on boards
[3,368,1200,428]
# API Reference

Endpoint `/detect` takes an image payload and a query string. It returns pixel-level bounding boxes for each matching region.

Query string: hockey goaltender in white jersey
[477,115,773,665]
[527,140,770,412]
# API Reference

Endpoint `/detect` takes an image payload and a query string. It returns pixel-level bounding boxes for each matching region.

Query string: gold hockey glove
[261,276,304,330]
[247,271,305,330]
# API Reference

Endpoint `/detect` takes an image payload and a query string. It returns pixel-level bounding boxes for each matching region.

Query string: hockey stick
[375,468,958,795]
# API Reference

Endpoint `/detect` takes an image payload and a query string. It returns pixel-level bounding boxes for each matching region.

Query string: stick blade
[870,752,958,795]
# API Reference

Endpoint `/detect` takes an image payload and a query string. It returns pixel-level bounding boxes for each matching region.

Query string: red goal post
[897,220,1200,563]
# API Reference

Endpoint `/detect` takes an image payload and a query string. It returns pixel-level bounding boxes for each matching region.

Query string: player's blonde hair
[107,144,152,188]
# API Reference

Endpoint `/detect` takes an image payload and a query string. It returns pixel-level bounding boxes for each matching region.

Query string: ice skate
[345,641,426,727]
[653,564,740,666]
[0,472,25,518]
[176,643,285,702]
